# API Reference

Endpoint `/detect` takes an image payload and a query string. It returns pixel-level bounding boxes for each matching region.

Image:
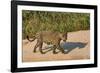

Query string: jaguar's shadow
[60,42,87,54]
[42,42,87,54]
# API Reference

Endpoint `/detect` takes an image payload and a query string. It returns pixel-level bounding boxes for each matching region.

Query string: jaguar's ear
[63,32,67,35]
[65,32,67,35]
[63,32,68,38]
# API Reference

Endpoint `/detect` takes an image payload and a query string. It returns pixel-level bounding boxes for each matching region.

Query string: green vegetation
[22,10,90,39]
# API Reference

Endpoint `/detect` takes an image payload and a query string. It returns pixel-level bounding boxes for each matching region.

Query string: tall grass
[22,10,90,39]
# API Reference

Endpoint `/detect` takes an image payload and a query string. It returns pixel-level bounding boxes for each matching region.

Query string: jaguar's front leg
[53,45,59,54]
[57,39,65,53]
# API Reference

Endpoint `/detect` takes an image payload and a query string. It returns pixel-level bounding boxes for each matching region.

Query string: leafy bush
[22,10,90,39]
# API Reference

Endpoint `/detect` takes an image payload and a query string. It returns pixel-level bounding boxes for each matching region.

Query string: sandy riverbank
[22,30,90,62]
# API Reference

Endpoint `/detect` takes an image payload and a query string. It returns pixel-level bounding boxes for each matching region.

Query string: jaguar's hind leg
[33,42,39,53]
